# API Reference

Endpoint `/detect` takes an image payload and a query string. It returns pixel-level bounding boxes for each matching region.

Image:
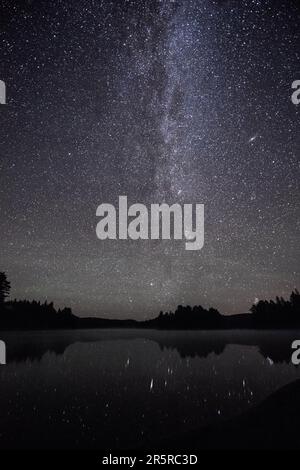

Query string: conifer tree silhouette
[0,272,10,305]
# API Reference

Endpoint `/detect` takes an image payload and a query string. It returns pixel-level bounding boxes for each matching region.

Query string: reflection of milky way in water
[0,330,300,449]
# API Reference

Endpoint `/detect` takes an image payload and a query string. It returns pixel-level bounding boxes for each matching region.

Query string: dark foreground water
[0,329,300,449]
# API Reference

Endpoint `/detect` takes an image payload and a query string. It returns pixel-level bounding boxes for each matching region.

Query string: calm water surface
[0,329,299,449]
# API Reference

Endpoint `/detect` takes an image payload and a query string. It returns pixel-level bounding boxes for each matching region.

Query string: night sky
[0,0,299,319]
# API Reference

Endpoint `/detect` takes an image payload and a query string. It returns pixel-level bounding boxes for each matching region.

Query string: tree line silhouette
[250,290,300,327]
[145,289,300,329]
[0,272,78,329]
[0,271,299,330]
[3,299,78,330]
[146,305,224,329]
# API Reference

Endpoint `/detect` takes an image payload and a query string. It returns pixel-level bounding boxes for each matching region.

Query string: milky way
[0,0,299,318]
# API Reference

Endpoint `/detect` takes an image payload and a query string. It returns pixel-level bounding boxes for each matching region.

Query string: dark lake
[0,329,299,449]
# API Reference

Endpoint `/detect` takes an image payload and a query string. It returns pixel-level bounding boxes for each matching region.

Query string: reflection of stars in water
[32,338,300,444]
[125,358,130,368]
[248,134,259,144]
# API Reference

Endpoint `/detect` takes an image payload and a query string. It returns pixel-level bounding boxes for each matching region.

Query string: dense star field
[0,0,299,318]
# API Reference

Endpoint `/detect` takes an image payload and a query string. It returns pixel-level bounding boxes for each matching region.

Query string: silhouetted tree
[0,272,10,305]
[250,290,300,327]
